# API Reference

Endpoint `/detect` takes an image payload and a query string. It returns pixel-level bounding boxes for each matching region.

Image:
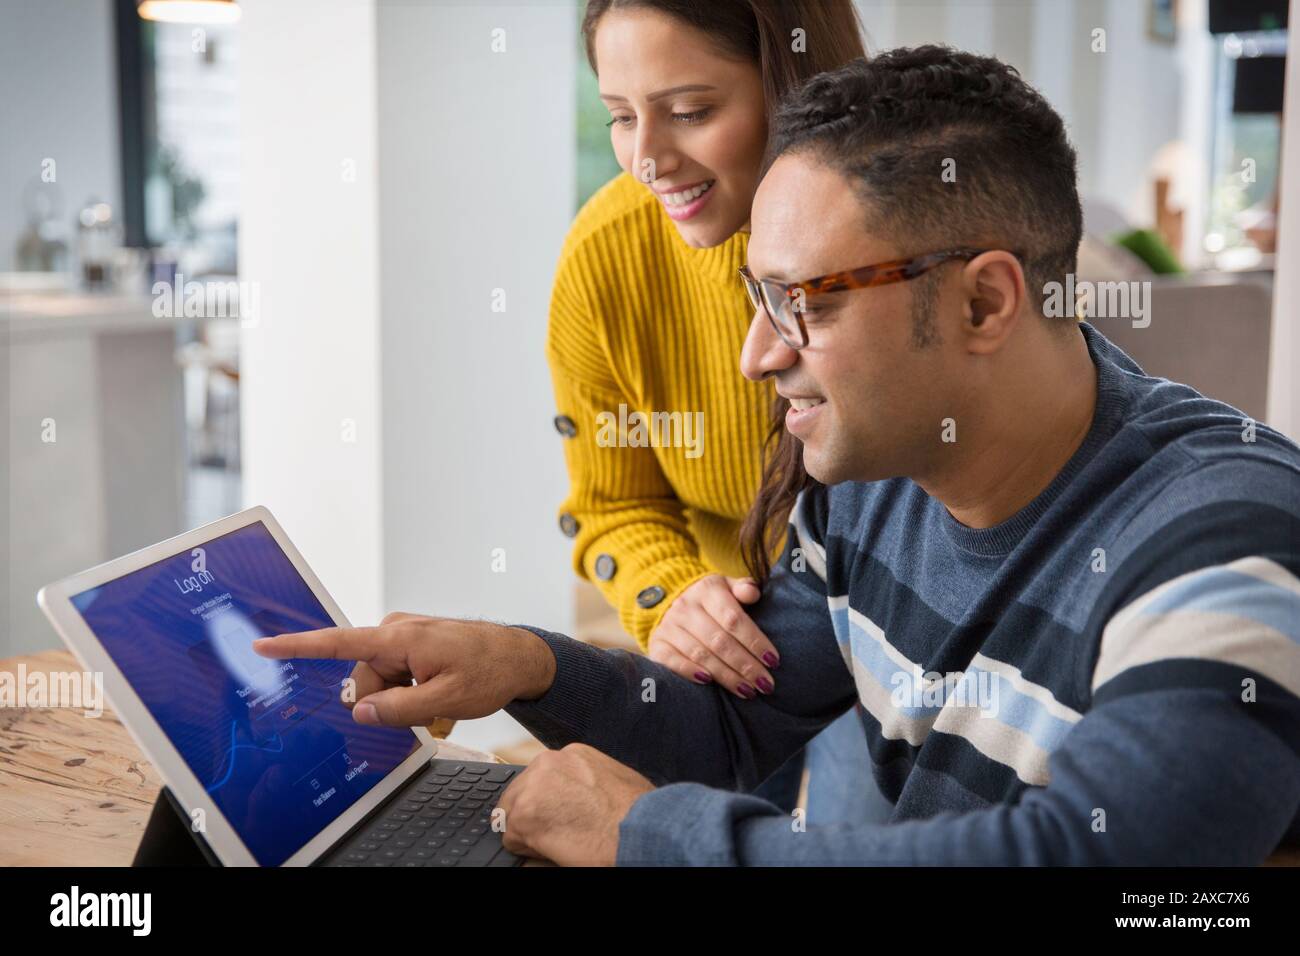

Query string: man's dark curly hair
[764,45,1083,330]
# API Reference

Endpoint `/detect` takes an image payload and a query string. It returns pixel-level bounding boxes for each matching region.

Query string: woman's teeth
[789,398,825,411]
[662,181,714,206]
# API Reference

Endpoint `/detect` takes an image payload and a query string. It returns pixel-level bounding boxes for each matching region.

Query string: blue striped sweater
[508,322,1300,864]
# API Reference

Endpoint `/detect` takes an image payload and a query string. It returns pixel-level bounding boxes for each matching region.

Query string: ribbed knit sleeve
[546,238,714,646]
[544,174,770,648]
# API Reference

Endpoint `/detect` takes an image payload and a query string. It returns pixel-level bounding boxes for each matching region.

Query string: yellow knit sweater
[547,173,774,647]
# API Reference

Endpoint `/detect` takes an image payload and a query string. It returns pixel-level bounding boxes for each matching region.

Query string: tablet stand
[133,787,222,867]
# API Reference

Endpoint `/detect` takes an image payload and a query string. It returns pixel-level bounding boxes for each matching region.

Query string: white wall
[0,0,121,269]
[239,0,576,750]
[374,2,575,633]
[238,0,387,626]
[1090,0,1184,227]
[3,0,121,655]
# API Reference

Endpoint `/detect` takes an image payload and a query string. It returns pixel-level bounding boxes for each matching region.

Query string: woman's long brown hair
[581,0,867,584]
[582,1,867,127]
[739,394,818,583]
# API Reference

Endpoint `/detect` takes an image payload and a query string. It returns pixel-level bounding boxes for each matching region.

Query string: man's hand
[251,613,555,726]
[495,744,653,866]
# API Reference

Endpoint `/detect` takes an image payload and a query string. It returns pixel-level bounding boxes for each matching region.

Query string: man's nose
[740,306,797,382]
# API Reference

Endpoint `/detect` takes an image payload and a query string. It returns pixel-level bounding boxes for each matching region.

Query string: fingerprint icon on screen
[210,610,280,695]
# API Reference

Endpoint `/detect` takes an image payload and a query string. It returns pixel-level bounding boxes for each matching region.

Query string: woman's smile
[656,179,717,221]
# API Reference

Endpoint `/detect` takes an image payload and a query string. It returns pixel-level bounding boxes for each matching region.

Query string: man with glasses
[257,47,1300,865]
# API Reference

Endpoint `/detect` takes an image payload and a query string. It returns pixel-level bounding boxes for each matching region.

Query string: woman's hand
[646,574,780,699]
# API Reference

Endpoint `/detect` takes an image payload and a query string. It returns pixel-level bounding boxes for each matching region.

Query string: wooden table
[0,650,501,866]
[4,650,1296,867]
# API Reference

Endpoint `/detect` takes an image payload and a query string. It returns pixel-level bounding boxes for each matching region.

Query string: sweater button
[636,585,665,609]
[553,414,578,438]
[558,513,579,538]
[594,553,617,581]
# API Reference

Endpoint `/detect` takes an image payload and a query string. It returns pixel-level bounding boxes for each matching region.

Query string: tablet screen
[71,520,421,865]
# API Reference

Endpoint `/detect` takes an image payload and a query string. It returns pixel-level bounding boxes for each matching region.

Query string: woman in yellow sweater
[548,0,880,819]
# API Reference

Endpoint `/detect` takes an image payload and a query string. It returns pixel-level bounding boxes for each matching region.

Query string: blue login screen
[71,520,420,865]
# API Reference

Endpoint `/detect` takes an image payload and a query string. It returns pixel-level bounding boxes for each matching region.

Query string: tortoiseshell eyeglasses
[739,247,1009,349]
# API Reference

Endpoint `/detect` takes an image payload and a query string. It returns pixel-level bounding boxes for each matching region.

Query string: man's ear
[960,251,1026,348]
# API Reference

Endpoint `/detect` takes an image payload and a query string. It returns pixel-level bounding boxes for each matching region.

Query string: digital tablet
[37,506,439,866]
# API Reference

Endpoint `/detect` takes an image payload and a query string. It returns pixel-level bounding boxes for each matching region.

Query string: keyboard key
[327,760,523,867]
[461,835,507,865]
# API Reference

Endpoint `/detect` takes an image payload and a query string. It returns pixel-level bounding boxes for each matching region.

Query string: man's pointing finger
[252,626,384,662]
